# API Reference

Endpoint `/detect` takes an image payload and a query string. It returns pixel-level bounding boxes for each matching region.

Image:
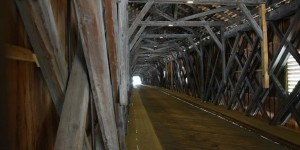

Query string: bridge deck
[126,85,295,150]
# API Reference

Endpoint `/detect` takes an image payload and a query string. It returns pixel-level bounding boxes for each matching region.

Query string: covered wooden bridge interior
[0,0,300,149]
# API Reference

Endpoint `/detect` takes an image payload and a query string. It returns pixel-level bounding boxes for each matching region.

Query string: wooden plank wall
[4,0,70,149]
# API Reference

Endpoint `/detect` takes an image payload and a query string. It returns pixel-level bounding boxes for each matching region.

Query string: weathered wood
[103,0,119,102]
[73,0,120,149]
[142,34,198,38]
[128,0,265,4]
[140,21,224,26]
[130,17,151,50]
[16,2,92,149]
[16,0,67,114]
[128,1,154,38]
[239,3,263,39]
[118,0,130,106]
[203,23,222,50]
[221,27,226,84]
[103,0,128,149]
[178,6,235,21]
[5,44,39,66]
[54,52,89,150]
[259,4,269,88]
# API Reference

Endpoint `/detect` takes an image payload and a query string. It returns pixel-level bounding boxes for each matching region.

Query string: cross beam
[140,21,225,26]
[129,0,266,5]
[142,34,199,38]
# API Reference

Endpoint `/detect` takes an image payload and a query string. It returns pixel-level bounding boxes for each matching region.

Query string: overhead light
[160,36,163,38]
[154,45,157,47]
[187,1,193,4]
[168,24,173,27]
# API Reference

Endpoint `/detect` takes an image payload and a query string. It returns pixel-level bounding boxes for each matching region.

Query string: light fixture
[160,36,163,38]
[168,24,173,27]
[187,1,193,4]
[154,45,157,47]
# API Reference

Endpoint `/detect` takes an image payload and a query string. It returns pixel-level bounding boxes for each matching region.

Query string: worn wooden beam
[118,0,130,106]
[54,52,89,150]
[140,21,224,26]
[259,4,269,88]
[130,38,143,53]
[128,1,154,38]
[103,0,128,149]
[128,0,265,4]
[142,34,198,38]
[16,0,67,114]
[239,3,263,39]
[221,27,226,84]
[203,23,222,50]
[103,0,119,101]
[73,0,120,149]
[5,44,39,66]
[174,4,178,19]
[130,17,151,50]
[154,9,175,21]
[178,6,235,21]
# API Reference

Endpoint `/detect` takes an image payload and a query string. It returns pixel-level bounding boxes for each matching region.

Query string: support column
[260,3,269,88]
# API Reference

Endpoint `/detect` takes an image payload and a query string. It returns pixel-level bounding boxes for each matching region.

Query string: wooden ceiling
[128,0,294,76]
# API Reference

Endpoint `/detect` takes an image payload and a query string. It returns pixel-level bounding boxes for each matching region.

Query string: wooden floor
[126,85,290,150]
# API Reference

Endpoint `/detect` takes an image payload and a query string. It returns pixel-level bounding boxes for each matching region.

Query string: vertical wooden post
[54,52,89,150]
[221,27,226,84]
[260,3,269,88]
[171,57,173,90]
[118,0,129,106]
[73,0,120,149]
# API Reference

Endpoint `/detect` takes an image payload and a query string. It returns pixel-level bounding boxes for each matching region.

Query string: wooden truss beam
[259,3,269,88]
[178,6,235,21]
[203,24,222,50]
[239,3,263,39]
[130,17,151,50]
[128,0,266,5]
[54,52,89,150]
[140,21,224,26]
[16,0,67,114]
[142,34,199,38]
[103,0,127,148]
[17,1,92,149]
[128,1,154,38]
[118,0,130,106]
[73,0,119,149]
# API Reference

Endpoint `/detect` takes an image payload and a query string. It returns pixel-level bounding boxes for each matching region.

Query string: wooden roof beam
[203,23,222,49]
[142,34,199,38]
[239,3,263,39]
[178,6,235,21]
[129,0,266,5]
[128,1,154,38]
[130,17,151,50]
[140,20,225,26]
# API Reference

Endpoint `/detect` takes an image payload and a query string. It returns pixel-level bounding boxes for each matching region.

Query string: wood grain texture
[73,0,120,149]
[5,2,60,149]
[16,0,68,114]
[6,59,59,150]
[103,0,128,149]
[54,52,89,150]
[260,4,269,88]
